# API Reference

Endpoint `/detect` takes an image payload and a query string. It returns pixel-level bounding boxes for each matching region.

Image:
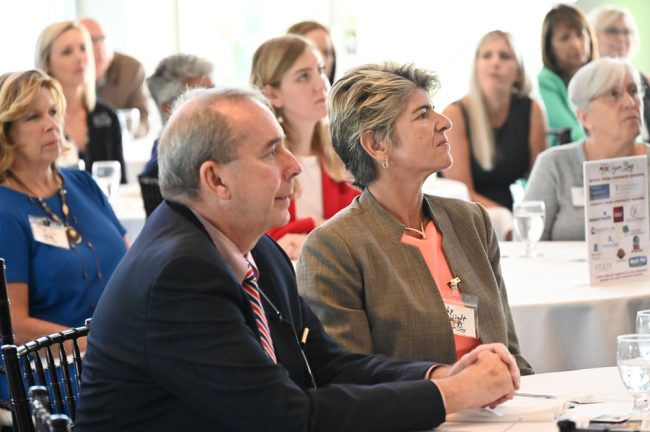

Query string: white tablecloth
[438,367,631,431]
[500,241,650,373]
[111,183,146,242]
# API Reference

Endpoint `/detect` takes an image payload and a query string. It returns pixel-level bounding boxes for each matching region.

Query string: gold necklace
[404,221,427,239]
[7,170,83,244]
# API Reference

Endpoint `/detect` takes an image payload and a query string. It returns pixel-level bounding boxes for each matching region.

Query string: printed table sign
[584,155,649,284]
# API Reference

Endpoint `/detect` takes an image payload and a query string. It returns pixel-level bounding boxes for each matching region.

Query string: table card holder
[584,155,649,284]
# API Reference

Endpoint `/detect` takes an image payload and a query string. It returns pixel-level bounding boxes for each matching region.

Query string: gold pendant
[66,226,82,244]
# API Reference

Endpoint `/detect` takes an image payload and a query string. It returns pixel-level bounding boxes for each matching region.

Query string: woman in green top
[538,4,597,146]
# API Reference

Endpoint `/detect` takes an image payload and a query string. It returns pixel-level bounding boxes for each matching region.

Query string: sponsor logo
[629,256,648,267]
[589,184,610,200]
[613,206,624,223]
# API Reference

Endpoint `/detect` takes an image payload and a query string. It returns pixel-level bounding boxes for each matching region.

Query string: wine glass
[91,161,122,201]
[513,201,546,258]
[617,334,650,418]
[637,310,650,334]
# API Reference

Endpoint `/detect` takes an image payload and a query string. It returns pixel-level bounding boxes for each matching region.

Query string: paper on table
[445,396,566,423]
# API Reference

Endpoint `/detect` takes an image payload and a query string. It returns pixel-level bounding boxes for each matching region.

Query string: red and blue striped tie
[242,261,277,363]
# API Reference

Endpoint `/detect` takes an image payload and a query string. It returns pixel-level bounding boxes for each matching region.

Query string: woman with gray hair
[590,6,649,140]
[297,63,532,374]
[524,57,649,240]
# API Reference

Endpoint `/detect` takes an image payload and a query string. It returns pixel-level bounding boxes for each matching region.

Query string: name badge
[29,216,69,249]
[571,186,584,207]
[445,293,479,339]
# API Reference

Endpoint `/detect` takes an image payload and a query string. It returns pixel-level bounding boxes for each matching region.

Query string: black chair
[29,387,71,432]
[547,127,572,146]
[138,175,163,217]
[1,319,90,432]
[1,258,16,431]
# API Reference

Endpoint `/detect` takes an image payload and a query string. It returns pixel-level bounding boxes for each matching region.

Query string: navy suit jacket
[75,202,444,431]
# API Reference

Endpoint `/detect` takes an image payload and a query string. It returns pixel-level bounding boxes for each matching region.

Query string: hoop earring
[381,159,390,169]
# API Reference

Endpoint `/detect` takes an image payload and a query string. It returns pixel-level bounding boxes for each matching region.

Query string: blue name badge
[589,183,611,200]
[629,256,648,267]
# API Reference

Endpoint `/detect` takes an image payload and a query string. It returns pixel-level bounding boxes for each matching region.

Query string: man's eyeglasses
[594,84,644,104]
[603,27,633,37]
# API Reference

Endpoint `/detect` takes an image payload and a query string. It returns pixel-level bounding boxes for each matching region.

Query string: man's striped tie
[242,261,277,363]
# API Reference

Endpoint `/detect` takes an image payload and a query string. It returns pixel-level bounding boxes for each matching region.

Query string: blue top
[0,169,126,399]
[538,67,586,146]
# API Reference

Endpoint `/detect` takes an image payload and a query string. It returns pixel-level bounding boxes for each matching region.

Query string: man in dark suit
[75,87,518,431]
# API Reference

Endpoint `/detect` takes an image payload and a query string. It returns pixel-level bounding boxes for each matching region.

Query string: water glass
[617,334,650,417]
[92,161,121,200]
[637,310,650,334]
[513,200,545,258]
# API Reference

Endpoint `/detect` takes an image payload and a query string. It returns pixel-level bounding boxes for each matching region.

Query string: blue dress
[0,169,127,399]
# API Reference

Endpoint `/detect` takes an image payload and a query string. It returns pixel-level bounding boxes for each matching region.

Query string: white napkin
[445,396,566,423]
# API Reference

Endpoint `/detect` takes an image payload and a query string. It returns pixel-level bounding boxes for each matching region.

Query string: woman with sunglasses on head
[525,58,649,240]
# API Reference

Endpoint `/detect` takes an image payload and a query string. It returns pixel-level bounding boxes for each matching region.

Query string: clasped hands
[429,343,520,414]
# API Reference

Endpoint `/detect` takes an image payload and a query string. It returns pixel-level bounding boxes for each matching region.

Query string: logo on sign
[613,206,624,223]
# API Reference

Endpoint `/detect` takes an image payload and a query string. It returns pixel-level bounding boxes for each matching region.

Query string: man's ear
[263,84,283,109]
[359,130,388,162]
[199,160,230,199]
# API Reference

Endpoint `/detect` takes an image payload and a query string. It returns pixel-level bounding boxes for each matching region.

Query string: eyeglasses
[603,27,633,37]
[593,84,644,104]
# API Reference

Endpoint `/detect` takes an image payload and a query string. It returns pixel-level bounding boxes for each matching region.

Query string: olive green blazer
[297,189,533,375]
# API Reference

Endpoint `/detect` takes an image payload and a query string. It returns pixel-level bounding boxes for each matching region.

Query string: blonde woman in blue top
[0,70,127,399]
[538,4,597,146]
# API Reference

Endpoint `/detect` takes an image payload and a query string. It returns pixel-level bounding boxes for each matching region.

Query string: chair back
[547,127,572,146]
[29,386,71,432]
[138,175,163,217]
[1,320,90,432]
[0,258,14,346]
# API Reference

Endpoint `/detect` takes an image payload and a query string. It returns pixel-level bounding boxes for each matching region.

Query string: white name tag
[445,300,478,339]
[571,186,584,207]
[29,216,69,249]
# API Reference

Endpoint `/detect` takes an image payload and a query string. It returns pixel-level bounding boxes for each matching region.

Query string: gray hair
[568,57,641,113]
[329,62,440,188]
[589,6,638,57]
[158,86,269,203]
[147,54,213,123]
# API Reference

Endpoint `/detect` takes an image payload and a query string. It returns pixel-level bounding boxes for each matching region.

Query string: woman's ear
[360,130,388,162]
[576,108,591,133]
[263,84,283,109]
[199,161,230,199]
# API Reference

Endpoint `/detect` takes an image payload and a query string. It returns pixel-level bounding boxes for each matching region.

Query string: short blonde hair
[251,35,346,183]
[0,70,66,181]
[464,30,531,171]
[35,20,96,110]
[329,63,440,188]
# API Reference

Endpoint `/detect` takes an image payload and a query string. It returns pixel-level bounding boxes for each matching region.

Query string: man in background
[80,17,150,137]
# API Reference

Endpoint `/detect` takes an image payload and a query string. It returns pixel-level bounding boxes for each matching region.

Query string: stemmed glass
[513,201,546,258]
[637,310,650,334]
[617,334,650,418]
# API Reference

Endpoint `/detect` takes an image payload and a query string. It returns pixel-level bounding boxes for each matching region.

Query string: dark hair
[541,4,597,76]
[287,20,336,84]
